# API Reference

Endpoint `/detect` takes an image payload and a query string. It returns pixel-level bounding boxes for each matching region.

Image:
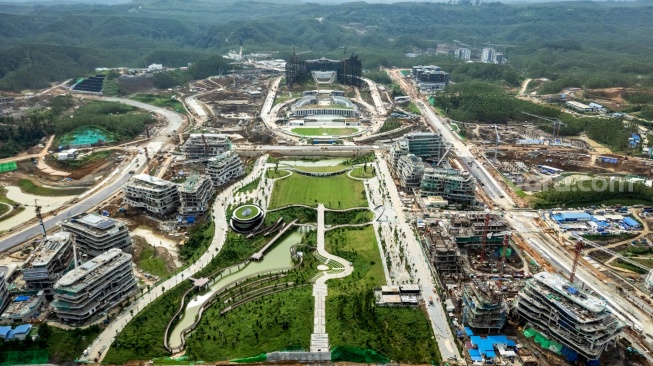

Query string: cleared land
[324,227,439,363]
[291,128,358,136]
[269,174,366,209]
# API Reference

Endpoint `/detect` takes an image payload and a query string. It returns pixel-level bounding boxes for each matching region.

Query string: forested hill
[1,0,653,91]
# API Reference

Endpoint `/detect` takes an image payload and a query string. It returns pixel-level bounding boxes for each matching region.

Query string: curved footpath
[82,155,269,362]
[309,204,354,354]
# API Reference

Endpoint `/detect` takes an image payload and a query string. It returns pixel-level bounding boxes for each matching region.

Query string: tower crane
[492,124,500,160]
[522,112,567,138]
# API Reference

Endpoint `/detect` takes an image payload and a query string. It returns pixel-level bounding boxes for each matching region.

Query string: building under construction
[285,53,362,87]
[123,174,180,217]
[513,272,624,360]
[207,150,245,187]
[462,279,508,332]
[21,232,73,292]
[61,213,132,257]
[181,134,232,160]
[178,173,215,216]
[52,248,136,325]
[449,212,510,247]
[422,222,462,280]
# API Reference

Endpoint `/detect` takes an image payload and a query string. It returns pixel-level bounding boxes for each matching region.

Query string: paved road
[0,97,183,253]
[387,70,514,209]
[375,151,461,362]
[507,213,653,336]
[82,156,269,362]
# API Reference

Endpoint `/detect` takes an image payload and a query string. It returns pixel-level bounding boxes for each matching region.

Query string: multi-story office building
[513,272,624,360]
[21,232,73,292]
[178,173,215,216]
[396,154,425,190]
[123,174,180,217]
[181,134,232,160]
[405,132,445,162]
[411,65,450,92]
[60,213,132,257]
[420,168,476,206]
[462,279,507,331]
[51,248,136,325]
[207,151,245,187]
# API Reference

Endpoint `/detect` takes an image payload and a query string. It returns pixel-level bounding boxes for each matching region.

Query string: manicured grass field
[350,166,375,179]
[234,205,260,220]
[291,127,358,136]
[324,227,439,363]
[269,174,366,209]
[266,169,291,179]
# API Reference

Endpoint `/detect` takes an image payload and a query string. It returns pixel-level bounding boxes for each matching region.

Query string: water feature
[167,229,303,350]
[0,186,76,232]
[279,158,345,167]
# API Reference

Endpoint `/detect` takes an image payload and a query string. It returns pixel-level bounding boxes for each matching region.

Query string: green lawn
[269,174,366,209]
[324,227,439,363]
[266,169,291,179]
[234,205,260,220]
[291,128,358,136]
[236,177,260,194]
[350,166,375,179]
[502,175,526,198]
[17,179,87,196]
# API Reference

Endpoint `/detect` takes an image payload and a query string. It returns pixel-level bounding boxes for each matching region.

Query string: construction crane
[570,240,583,283]
[486,231,513,276]
[492,125,500,160]
[480,209,490,264]
[522,112,567,138]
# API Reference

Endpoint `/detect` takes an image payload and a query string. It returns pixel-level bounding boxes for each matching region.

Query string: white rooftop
[132,174,173,187]
[534,272,606,313]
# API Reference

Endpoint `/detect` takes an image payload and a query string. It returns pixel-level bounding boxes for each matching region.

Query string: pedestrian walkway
[309,204,354,354]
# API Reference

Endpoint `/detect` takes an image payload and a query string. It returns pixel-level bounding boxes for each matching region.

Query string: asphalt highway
[0,97,182,253]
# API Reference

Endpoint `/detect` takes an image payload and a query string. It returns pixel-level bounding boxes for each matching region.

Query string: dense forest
[1,0,653,90]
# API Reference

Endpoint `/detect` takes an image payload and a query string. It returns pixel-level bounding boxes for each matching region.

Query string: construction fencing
[331,346,389,364]
[1,349,48,365]
[0,161,17,173]
[523,327,579,361]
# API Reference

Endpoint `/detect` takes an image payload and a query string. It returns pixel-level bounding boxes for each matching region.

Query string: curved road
[0,97,183,253]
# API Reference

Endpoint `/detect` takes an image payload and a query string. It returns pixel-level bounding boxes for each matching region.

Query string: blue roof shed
[622,217,641,228]
[0,326,11,339]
